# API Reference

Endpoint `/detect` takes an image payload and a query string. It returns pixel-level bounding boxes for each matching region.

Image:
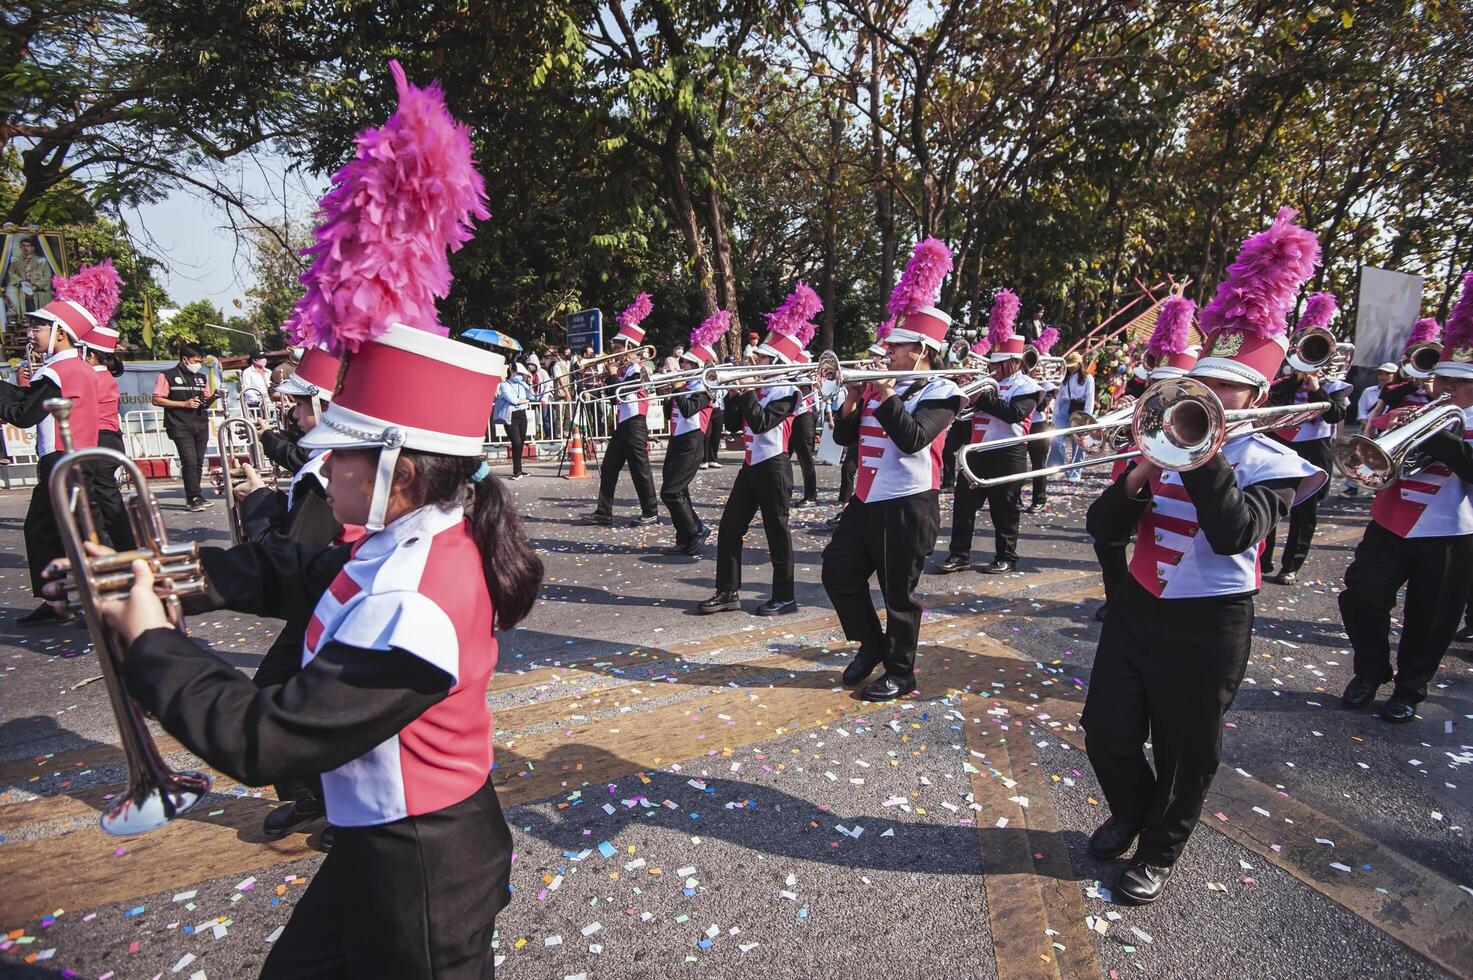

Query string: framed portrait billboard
[1,228,69,337]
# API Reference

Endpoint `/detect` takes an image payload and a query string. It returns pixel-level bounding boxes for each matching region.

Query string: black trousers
[504,412,527,475]
[261,779,512,979]
[949,446,1025,563]
[93,430,137,551]
[595,416,657,516]
[822,491,940,680]
[715,456,794,600]
[168,424,209,501]
[705,409,724,463]
[1082,575,1253,865]
[1026,422,1052,504]
[1262,438,1330,572]
[24,453,65,597]
[789,411,817,501]
[940,417,970,489]
[254,620,322,806]
[838,443,858,504]
[1340,521,1473,702]
[660,430,706,544]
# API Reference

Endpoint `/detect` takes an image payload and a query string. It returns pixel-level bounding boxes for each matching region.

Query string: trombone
[814,350,989,389]
[42,398,213,835]
[215,417,273,545]
[958,377,1330,488]
[574,344,656,377]
[1334,394,1465,490]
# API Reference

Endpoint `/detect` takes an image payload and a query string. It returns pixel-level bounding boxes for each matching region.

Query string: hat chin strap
[365,427,407,533]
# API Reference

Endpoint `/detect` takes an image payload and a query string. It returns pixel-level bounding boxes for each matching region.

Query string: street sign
[566,309,603,355]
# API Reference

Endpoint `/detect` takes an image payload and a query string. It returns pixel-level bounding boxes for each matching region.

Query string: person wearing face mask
[239,349,273,418]
[152,342,217,512]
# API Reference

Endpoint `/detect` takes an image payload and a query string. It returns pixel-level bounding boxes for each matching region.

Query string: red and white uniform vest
[93,365,121,432]
[743,384,796,465]
[34,349,99,455]
[1371,404,1473,539]
[1130,434,1325,598]
[855,377,962,503]
[670,379,713,437]
[615,363,650,425]
[969,373,1042,449]
[302,504,497,826]
[1272,379,1350,442]
[793,385,815,417]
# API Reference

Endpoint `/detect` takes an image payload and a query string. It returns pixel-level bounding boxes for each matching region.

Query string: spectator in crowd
[493,363,533,479]
[152,342,218,511]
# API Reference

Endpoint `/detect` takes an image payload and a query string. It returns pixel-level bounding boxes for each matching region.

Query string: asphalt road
[0,445,1468,979]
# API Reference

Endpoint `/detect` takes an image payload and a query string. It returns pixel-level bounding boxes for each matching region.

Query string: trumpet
[958,377,1330,488]
[215,418,273,545]
[43,398,213,835]
[1334,394,1465,490]
[1403,341,1442,379]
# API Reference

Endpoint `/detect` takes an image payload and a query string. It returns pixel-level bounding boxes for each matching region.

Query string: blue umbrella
[461,328,523,352]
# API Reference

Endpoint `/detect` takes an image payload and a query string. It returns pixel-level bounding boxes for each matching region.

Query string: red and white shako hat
[32,260,124,353]
[1191,207,1321,391]
[1284,292,1339,373]
[757,283,822,364]
[885,238,953,351]
[276,345,344,410]
[612,293,653,350]
[681,309,731,366]
[986,288,1026,362]
[1145,295,1200,380]
[869,318,894,358]
[1434,273,1473,380]
[287,60,495,531]
[1403,317,1442,379]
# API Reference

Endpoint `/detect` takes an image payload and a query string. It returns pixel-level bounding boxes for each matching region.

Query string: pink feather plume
[286,60,489,355]
[53,259,123,328]
[987,289,1021,347]
[1031,326,1060,355]
[887,238,953,318]
[795,318,818,348]
[1444,273,1473,348]
[1294,292,1338,333]
[875,317,895,342]
[1198,207,1321,340]
[618,292,653,331]
[764,282,822,339]
[970,338,992,357]
[689,309,731,349]
[1409,317,1442,345]
[1148,296,1196,358]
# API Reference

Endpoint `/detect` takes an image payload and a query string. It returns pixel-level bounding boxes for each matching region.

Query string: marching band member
[1082,208,1325,904]
[1370,317,1440,417]
[239,349,273,418]
[698,283,818,616]
[1341,361,1397,497]
[826,334,890,528]
[1339,273,1473,724]
[1092,295,1199,623]
[703,383,726,468]
[1024,326,1060,512]
[789,320,820,508]
[1123,361,1151,400]
[3,280,109,626]
[57,61,535,976]
[258,346,340,477]
[583,293,659,526]
[1260,293,1351,583]
[935,290,1039,575]
[660,311,728,555]
[823,238,963,701]
[941,335,987,492]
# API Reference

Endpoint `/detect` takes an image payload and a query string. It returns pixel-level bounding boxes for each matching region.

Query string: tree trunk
[661,146,720,320]
[819,101,841,352]
[868,31,897,318]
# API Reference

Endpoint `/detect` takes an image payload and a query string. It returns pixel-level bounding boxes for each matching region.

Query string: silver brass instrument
[1325,342,1355,382]
[814,350,989,388]
[575,344,656,377]
[215,417,273,545]
[958,375,1000,400]
[1403,341,1442,378]
[1334,394,1465,490]
[958,377,1330,488]
[1034,356,1066,385]
[700,360,817,392]
[1288,326,1337,372]
[43,398,213,835]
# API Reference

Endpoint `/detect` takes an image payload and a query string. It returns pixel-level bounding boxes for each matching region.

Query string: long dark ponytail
[398,451,543,629]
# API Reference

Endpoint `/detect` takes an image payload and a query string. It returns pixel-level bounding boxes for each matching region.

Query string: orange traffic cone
[564,421,591,479]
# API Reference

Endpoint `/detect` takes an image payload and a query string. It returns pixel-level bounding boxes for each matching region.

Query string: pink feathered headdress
[987,289,1021,346]
[1446,273,1473,347]
[970,338,992,358]
[1409,317,1442,345]
[764,282,823,338]
[875,317,895,343]
[53,259,123,327]
[887,238,952,318]
[286,60,489,355]
[1198,207,1321,340]
[690,309,730,349]
[618,292,654,331]
[1148,296,1196,357]
[1294,292,1338,333]
[1031,326,1060,355]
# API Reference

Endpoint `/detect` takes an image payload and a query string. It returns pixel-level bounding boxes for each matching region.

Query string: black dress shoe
[665,542,691,555]
[1116,858,1173,904]
[1094,602,1110,623]
[841,650,883,686]
[933,555,971,574]
[1260,560,1274,575]
[980,559,1016,575]
[17,603,73,628]
[1341,676,1381,709]
[263,797,325,836]
[318,826,335,851]
[753,598,797,617]
[860,674,917,702]
[1088,817,1142,860]
[697,591,742,614]
[578,513,614,526]
[1381,696,1417,723]
[793,498,816,510]
[1023,503,1038,513]
[685,525,710,553]
[1456,626,1473,643]
[1269,570,1298,585]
